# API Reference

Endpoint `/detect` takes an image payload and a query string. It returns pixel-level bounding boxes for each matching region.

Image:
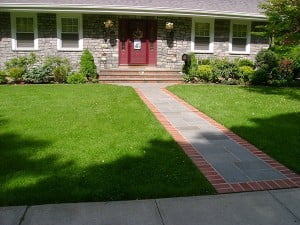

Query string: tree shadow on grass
[229,112,300,174]
[239,86,300,101]
[0,132,214,206]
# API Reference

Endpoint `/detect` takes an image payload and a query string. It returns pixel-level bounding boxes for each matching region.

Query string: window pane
[62,33,79,48]
[195,22,210,37]
[233,24,247,38]
[195,37,210,50]
[16,17,33,32]
[16,33,34,48]
[62,18,78,33]
[232,38,247,51]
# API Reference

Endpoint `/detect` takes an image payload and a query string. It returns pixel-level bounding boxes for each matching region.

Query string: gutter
[0,4,267,20]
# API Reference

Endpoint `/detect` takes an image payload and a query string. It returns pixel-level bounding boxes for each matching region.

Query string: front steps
[98,69,184,83]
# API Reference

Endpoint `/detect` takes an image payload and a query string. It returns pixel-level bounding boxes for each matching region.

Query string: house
[0,0,268,80]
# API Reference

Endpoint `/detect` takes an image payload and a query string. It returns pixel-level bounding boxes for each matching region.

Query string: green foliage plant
[67,72,87,84]
[22,65,51,84]
[197,65,213,82]
[79,50,97,79]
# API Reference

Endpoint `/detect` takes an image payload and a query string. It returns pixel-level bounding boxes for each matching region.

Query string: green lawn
[168,84,300,174]
[0,84,214,206]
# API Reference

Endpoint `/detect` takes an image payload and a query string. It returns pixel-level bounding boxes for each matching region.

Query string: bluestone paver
[131,84,290,184]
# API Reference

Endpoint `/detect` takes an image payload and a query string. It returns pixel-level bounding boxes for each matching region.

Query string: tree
[260,0,300,45]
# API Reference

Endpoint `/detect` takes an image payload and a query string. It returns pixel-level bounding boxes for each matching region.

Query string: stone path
[130,83,300,193]
[1,189,300,225]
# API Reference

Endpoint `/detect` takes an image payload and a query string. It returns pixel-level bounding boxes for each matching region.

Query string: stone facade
[0,12,268,70]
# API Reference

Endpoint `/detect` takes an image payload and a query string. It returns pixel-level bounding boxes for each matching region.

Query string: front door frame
[118,19,157,66]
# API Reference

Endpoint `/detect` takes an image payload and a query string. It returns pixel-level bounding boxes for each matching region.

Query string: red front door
[119,19,157,66]
[129,20,147,64]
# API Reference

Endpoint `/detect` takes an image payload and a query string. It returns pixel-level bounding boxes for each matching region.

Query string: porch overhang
[0,4,267,21]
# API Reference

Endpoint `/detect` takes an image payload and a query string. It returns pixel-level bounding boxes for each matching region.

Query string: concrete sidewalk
[1,188,300,225]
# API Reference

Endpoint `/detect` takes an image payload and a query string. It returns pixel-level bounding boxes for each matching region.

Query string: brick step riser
[100,71,181,75]
[99,79,183,82]
[100,80,183,83]
[99,75,183,79]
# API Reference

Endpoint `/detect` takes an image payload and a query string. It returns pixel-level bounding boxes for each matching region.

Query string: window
[230,21,251,53]
[192,18,214,52]
[11,13,38,50]
[57,14,83,50]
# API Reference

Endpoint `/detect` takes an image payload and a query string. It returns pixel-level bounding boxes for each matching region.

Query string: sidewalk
[1,188,300,225]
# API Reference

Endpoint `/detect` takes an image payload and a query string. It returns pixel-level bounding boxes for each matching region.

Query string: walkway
[131,83,300,193]
[1,189,300,225]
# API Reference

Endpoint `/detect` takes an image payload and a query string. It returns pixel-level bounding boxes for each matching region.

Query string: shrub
[188,53,198,77]
[4,53,38,83]
[237,58,254,68]
[252,49,279,85]
[255,49,278,70]
[5,53,37,69]
[290,46,300,77]
[238,66,255,81]
[80,50,97,79]
[278,58,294,80]
[53,66,69,83]
[22,66,51,84]
[44,56,71,71]
[43,56,71,83]
[211,59,239,81]
[7,67,25,81]
[197,65,213,81]
[198,58,211,65]
[67,72,86,84]
[0,70,7,84]
[183,74,194,82]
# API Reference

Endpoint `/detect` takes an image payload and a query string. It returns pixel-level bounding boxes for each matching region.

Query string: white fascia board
[0,4,267,21]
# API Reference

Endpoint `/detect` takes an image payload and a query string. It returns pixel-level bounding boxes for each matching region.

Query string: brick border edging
[134,88,233,193]
[161,87,300,191]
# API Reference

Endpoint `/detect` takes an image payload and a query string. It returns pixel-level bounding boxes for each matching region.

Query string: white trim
[0,4,266,20]
[191,17,214,53]
[11,12,38,51]
[56,13,83,51]
[229,20,251,54]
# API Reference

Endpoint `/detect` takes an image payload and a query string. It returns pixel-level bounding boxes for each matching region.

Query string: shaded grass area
[167,85,300,174]
[0,84,215,206]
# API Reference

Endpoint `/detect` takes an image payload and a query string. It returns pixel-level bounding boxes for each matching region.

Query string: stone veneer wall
[0,12,268,70]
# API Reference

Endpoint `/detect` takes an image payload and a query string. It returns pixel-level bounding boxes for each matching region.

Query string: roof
[0,0,266,19]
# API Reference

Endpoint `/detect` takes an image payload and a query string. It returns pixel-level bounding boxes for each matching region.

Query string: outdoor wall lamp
[104,19,114,29]
[165,22,174,31]
[103,19,117,46]
[166,22,174,46]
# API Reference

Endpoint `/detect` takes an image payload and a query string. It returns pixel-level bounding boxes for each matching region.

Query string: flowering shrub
[197,65,213,82]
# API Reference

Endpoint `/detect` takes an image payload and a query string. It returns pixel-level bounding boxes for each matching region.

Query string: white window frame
[229,20,251,54]
[11,13,38,51]
[57,14,83,51]
[191,18,214,53]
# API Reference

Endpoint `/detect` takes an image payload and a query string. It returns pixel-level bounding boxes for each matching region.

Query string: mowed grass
[168,85,300,174]
[0,84,215,206]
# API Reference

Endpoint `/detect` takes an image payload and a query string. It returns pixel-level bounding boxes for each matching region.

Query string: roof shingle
[0,0,264,16]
